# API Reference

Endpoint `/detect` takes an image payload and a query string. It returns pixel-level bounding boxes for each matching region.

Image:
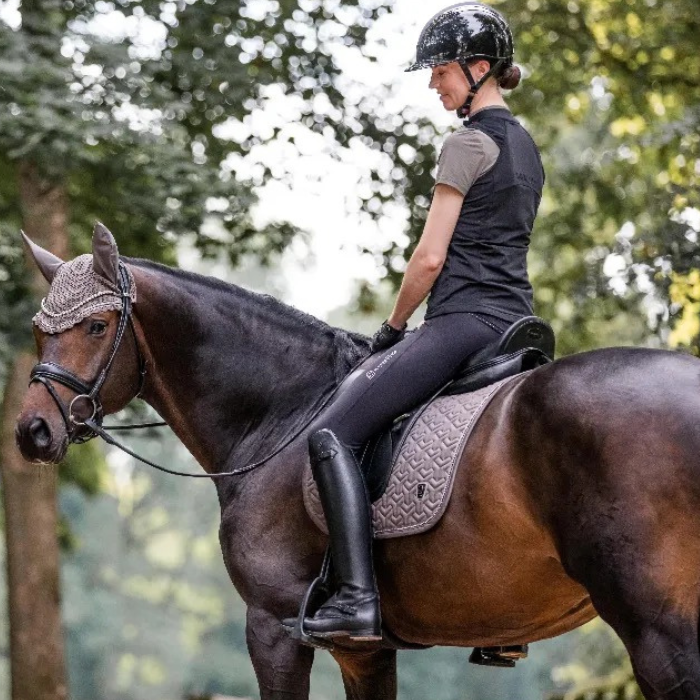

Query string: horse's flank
[376,370,597,646]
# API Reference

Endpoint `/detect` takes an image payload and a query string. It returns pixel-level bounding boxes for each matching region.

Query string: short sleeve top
[434,127,500,196]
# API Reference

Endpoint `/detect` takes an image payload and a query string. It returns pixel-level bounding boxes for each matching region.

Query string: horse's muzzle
[15,412,67,464]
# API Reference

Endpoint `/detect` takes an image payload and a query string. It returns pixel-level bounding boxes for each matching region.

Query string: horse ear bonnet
[31,223,136,334]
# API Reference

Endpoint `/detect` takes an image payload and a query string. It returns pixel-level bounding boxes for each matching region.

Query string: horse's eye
[89,320,107,336]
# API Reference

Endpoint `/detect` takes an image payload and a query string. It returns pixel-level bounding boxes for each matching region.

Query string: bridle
[28,261,356,479]
[30,262,146,445]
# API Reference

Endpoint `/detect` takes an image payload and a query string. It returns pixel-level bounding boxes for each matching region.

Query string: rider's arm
[387,183,463,329]
[386,129,499,330]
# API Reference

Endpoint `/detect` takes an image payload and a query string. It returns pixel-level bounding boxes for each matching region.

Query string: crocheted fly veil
[23,223,136,334]
[33,255,136,334]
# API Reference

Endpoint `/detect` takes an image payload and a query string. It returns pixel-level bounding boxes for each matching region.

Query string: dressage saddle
[356,315,555,502]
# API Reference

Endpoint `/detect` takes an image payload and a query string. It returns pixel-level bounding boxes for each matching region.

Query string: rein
[30,264,361,480]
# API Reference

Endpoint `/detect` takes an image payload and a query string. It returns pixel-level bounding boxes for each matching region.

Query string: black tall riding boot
[301,429,381,640]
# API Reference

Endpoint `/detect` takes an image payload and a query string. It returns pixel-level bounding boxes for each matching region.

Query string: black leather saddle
[358,316,555,501]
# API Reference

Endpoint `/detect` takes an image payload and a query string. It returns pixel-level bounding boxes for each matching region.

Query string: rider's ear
[92,221,119,285]
[20,230,65,284]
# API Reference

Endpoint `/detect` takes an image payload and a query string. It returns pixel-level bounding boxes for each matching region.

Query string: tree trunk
[0,162,69,700]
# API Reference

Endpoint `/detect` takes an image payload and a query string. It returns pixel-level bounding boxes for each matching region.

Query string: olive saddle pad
[302,374,519,540]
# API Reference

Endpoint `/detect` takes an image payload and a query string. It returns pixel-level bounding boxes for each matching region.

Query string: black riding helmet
[406,3,514,117]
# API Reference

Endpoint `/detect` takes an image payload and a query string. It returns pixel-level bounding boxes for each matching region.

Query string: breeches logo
[366,349,398,380]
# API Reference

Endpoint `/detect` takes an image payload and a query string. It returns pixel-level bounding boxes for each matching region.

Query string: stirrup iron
[287,549,335,650]
[469,644,529,668]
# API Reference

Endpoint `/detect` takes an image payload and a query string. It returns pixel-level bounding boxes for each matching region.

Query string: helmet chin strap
[457,59,504,119]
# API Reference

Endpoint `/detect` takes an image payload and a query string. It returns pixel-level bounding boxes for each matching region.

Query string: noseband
[29,263,146,444]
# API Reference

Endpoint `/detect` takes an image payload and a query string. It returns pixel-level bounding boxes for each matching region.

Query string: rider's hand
[370,320,407,353]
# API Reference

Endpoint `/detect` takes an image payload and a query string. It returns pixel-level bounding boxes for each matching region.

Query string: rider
[287,2,545,642]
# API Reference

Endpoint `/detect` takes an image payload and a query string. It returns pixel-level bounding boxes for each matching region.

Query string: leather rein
[30,263,339,480]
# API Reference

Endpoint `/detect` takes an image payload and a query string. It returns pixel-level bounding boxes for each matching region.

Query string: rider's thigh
[312,312,500,449]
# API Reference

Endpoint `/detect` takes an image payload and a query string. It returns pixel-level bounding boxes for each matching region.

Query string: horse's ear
[20,230,65,284]
[92,221,119,285]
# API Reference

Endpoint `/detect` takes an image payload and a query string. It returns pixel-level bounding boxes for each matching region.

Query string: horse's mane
[126,257,371,375]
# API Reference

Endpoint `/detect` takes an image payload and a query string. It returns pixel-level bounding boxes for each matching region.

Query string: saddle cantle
[303,316,555,539]
[445,314,554,396]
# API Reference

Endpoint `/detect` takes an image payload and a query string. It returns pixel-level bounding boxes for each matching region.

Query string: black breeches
[310,312,503,451]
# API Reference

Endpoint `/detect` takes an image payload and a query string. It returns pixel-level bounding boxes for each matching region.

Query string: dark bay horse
[15,229,700,700]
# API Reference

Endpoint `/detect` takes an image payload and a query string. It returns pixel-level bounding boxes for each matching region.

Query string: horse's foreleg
[246,607,315,699]
[332,647,397,700]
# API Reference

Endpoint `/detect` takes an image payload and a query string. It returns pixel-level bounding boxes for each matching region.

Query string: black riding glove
[370,321,406,353]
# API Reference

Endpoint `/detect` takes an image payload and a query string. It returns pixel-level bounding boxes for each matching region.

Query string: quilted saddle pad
[302,374,520,540]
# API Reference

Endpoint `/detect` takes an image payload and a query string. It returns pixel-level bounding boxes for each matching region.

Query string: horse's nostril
[28,417,51,448]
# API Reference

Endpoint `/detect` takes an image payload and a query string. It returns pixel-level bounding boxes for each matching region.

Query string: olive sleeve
[434,128,500,196]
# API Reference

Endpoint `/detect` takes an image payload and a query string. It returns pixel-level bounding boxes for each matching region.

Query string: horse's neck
[129,263,367,474]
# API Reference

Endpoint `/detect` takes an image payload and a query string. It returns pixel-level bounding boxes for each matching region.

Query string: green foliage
[2,0,700,696]
[60,440,107,496]
[0,153,33,376]
[549,619,639,698]
[0,227,33,379]
[551,669,642,700]
[508,0,700,351]
[0,0,396,263]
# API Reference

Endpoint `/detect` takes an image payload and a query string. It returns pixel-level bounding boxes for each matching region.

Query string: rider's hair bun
[498,64,521,90]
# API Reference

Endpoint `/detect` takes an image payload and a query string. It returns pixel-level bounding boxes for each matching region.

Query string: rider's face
[429,62,470,111]
[428,60,489,111]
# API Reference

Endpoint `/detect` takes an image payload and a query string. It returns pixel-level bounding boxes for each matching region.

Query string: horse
[14,226,700,700]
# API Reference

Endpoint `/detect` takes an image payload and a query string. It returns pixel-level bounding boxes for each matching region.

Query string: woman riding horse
[286,2,546,642]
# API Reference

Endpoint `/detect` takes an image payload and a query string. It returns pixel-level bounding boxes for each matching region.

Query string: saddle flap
[358,431,392,501]
[359,412,418,502]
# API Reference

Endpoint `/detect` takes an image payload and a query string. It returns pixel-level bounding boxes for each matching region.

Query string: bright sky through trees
[0,0,455,318]
[240,0,456,317]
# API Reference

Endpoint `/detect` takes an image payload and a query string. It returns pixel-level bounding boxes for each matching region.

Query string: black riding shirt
[425,107,545,323]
